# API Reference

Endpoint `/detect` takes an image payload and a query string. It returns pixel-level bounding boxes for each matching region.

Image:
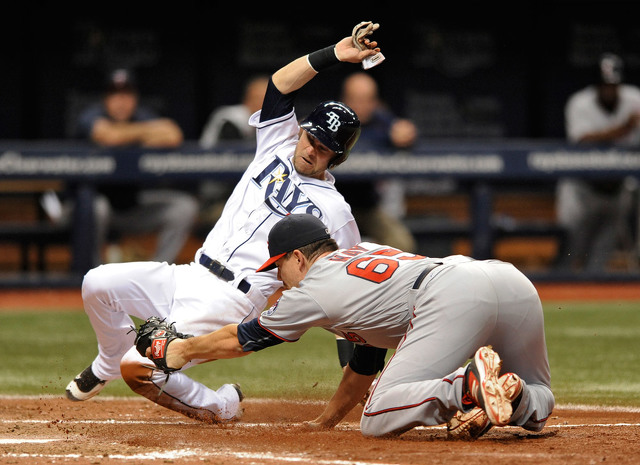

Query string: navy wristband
[308,45,339,72]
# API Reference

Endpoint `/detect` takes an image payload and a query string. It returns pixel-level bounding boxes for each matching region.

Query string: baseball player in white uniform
[65,23,385,422]
[147,213,555,438]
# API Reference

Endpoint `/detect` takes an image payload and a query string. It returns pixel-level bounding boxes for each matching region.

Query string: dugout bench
[1,141,638,286]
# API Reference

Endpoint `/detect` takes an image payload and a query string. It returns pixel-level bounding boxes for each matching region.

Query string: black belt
[199,254,251,294]
[412,261,443,289]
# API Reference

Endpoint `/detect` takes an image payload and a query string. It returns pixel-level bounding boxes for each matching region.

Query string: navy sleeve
[75,104,103,139]
[259,78,298,123]
[348,345,388,376]
[236,318,286,352]
[132,105,160,121]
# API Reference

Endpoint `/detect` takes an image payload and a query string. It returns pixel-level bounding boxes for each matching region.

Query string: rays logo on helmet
[326,111,341,132]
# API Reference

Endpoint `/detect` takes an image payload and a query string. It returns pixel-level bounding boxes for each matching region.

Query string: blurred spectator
[337,71,417,252]
[558,53,640,272]
[199,75,269,149]
[197,75,269,226]
[77,69,184,148]
[64,68,199,265]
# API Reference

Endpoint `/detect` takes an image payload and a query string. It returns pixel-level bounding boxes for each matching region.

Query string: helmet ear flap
[328,126,361,168]
[328,154,346,169]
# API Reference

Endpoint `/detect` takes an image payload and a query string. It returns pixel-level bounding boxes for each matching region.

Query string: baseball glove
[131,317,193,374]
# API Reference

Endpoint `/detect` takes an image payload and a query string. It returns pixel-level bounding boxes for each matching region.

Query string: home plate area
[1,397,639,465]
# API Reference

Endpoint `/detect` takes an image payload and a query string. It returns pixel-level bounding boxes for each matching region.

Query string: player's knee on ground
[360,414,386,437]
[360,403,415,438]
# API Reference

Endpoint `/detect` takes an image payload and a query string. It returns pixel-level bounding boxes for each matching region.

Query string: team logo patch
[261,299,280,317]
[152,339,167,359]
[261,306,277,317]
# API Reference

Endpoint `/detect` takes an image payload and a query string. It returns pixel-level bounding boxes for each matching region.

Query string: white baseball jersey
[196,107,361,307]
[565,84,640,145]
[81,81,361,422]
[239,242,554,437]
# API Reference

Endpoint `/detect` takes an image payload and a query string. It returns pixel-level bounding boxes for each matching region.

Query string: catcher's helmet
[300,101,361,168]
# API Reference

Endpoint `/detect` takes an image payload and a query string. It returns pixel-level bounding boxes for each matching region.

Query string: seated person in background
[199,75,270,149]
[70,68,199,264]
[337,71,417,254]
[197,75,270,226]
[559,53,640,272]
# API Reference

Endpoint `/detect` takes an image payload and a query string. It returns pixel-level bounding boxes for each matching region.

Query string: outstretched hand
[301,419,335,431]
[132,316,192,373]
[335,36,380,63]
[335,20,382,65]
[144,337,189,371]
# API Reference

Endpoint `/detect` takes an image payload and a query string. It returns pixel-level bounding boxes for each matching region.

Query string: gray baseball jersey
[240,242,555,437]
[255,243,453,348]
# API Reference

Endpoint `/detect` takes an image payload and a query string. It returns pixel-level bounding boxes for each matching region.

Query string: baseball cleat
[448,372,523,439]
[462,346,512,427]
[65,365,110,401]
[231,383,245,403]
[226,383,245,421]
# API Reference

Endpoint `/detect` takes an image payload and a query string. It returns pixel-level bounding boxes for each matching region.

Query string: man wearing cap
[76,68,184,148]
[65,24,383,424]
[70,68,198,265]
[143,213,554,440]
[559,52,640,272]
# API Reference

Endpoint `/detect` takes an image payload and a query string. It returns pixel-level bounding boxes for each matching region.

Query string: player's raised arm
[271,21,383,95]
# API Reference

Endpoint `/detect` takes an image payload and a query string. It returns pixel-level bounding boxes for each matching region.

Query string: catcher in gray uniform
[135,213,555,439]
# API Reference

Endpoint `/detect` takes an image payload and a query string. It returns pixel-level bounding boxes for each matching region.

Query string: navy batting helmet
[300,101,361,168]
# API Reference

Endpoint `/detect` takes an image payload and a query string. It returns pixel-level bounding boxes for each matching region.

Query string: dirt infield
[1,396,639,465]
[1,285,639,464]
